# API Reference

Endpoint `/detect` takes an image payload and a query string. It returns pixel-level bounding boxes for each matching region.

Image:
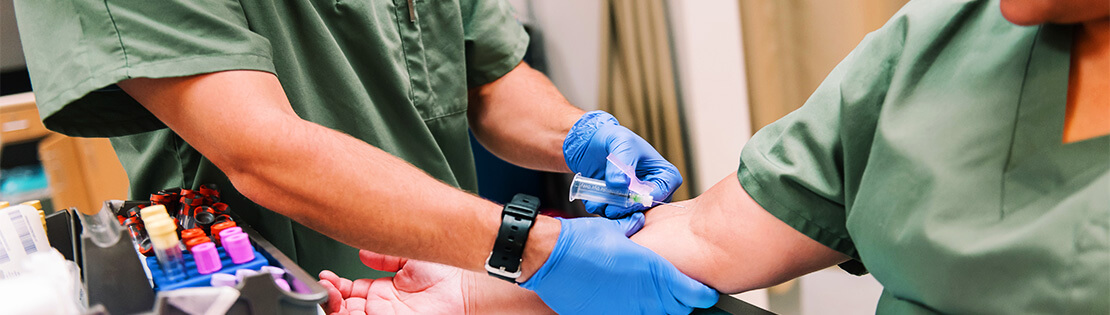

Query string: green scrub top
[14,0,528,279]
[737,0,1108,313]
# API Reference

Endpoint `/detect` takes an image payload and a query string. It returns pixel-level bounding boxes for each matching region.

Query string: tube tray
[146,243,269,291]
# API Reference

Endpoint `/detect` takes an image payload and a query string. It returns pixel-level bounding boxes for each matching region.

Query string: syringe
[567,154,684,209]
[568,173,684,208]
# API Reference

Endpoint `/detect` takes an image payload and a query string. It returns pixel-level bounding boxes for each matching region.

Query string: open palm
[318,250,470,315]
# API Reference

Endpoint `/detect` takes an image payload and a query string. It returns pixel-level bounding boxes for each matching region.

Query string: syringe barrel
[569,173,647,208]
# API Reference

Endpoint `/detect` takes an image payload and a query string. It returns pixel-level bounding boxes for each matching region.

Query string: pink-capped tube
[218,226,244,241]
[192,242,222,275]
[223,233,256,264]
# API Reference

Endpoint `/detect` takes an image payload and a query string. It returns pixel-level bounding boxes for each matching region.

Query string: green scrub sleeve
[737,14,908,272]
[14,0,275,137]
[460,0,529,88]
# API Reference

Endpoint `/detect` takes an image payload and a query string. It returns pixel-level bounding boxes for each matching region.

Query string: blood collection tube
[193,206,218,228]
[185,235,213,251]
[222,233,255,264]
[191,242,222,275]
[123,211,154,256]
[180,228,205,242]
[143,205,187,281]
[210,221,237,245]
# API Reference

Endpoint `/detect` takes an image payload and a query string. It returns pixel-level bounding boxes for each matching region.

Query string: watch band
[485,193,540,282]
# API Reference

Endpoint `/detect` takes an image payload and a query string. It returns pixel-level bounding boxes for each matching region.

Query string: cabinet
[0,92,129,212]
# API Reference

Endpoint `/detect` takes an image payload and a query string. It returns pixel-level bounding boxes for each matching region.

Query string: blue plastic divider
[146,244,269,291]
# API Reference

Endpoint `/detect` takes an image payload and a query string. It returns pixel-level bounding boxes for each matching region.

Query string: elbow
[198,131,287,215]
[214,154,309,222]
[209,149,271,207]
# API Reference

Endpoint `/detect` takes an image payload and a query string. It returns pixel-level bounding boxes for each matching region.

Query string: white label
[0,205,51,280]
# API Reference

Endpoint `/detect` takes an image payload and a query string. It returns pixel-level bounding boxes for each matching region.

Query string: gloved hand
[520,213,719,314]
[564,111,683,218]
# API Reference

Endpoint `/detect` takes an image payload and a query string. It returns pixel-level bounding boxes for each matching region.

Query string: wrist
[516,215,561,282]
[467,269,556,315]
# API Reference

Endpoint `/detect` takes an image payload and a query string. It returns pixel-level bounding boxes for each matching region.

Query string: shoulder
[878,0,1035,56]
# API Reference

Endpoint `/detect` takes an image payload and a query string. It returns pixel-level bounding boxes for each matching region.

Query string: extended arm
[121,70,713,314]
[325,173,850,314]
[117,70,559,278]
[632,173,849,293]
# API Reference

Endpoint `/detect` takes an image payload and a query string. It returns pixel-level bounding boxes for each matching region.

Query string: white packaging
[0,205,52,279]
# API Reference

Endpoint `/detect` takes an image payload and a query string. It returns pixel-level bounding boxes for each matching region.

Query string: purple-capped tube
[275,279,291,292]
[223,233,256,264]
[218,227,244,241]
[211,273,238,287]
[260,266,286,279]
[192,242,222,275]
[236,269,258,282]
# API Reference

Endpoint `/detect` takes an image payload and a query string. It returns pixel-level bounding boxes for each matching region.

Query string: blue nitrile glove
[563,111,683,218]
[520,213,719,314]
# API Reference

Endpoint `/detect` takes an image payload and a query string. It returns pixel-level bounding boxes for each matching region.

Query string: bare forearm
[466,271,555,315]
[468,62,583,172]
[461,173,851,313]
[632,173,850,293]
[224,119,550,271]
[118,71,558,278]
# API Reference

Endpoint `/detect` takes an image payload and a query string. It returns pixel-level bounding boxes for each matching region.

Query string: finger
[583,200,609,216]
[345,297,368,315]
[603,147,636,189]
[604,204,637,219]
[614,212,646,237]
[359,249,408,272]
[334,278,354,298]
[642,162,682,203]
[318,279,344,314]
[349,278,374,298]
[659,263,720,313]
[318,270,352,298]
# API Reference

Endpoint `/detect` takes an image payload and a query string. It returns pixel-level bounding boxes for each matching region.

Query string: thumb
[660,264,720,313]
[359,249,408,272]
[318,278,346,314]
[613,212,646,237]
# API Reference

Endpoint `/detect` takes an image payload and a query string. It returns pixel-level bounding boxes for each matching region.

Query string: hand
[318,250,468,315]
[563,111,683,218]
[520,213,719,314]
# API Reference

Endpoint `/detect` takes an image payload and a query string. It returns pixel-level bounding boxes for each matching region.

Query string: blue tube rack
[146,243,269,291]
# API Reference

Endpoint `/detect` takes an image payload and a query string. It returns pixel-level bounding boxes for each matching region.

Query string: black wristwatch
[485,193,540,282]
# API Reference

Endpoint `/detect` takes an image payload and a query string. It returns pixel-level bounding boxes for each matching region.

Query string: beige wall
[0,0,25,71]
[506,0,603,111]
[740,0,908,132]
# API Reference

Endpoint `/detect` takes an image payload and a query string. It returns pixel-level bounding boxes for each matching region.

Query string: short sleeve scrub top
[14,0,529,279]
[738,0,1108,313]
